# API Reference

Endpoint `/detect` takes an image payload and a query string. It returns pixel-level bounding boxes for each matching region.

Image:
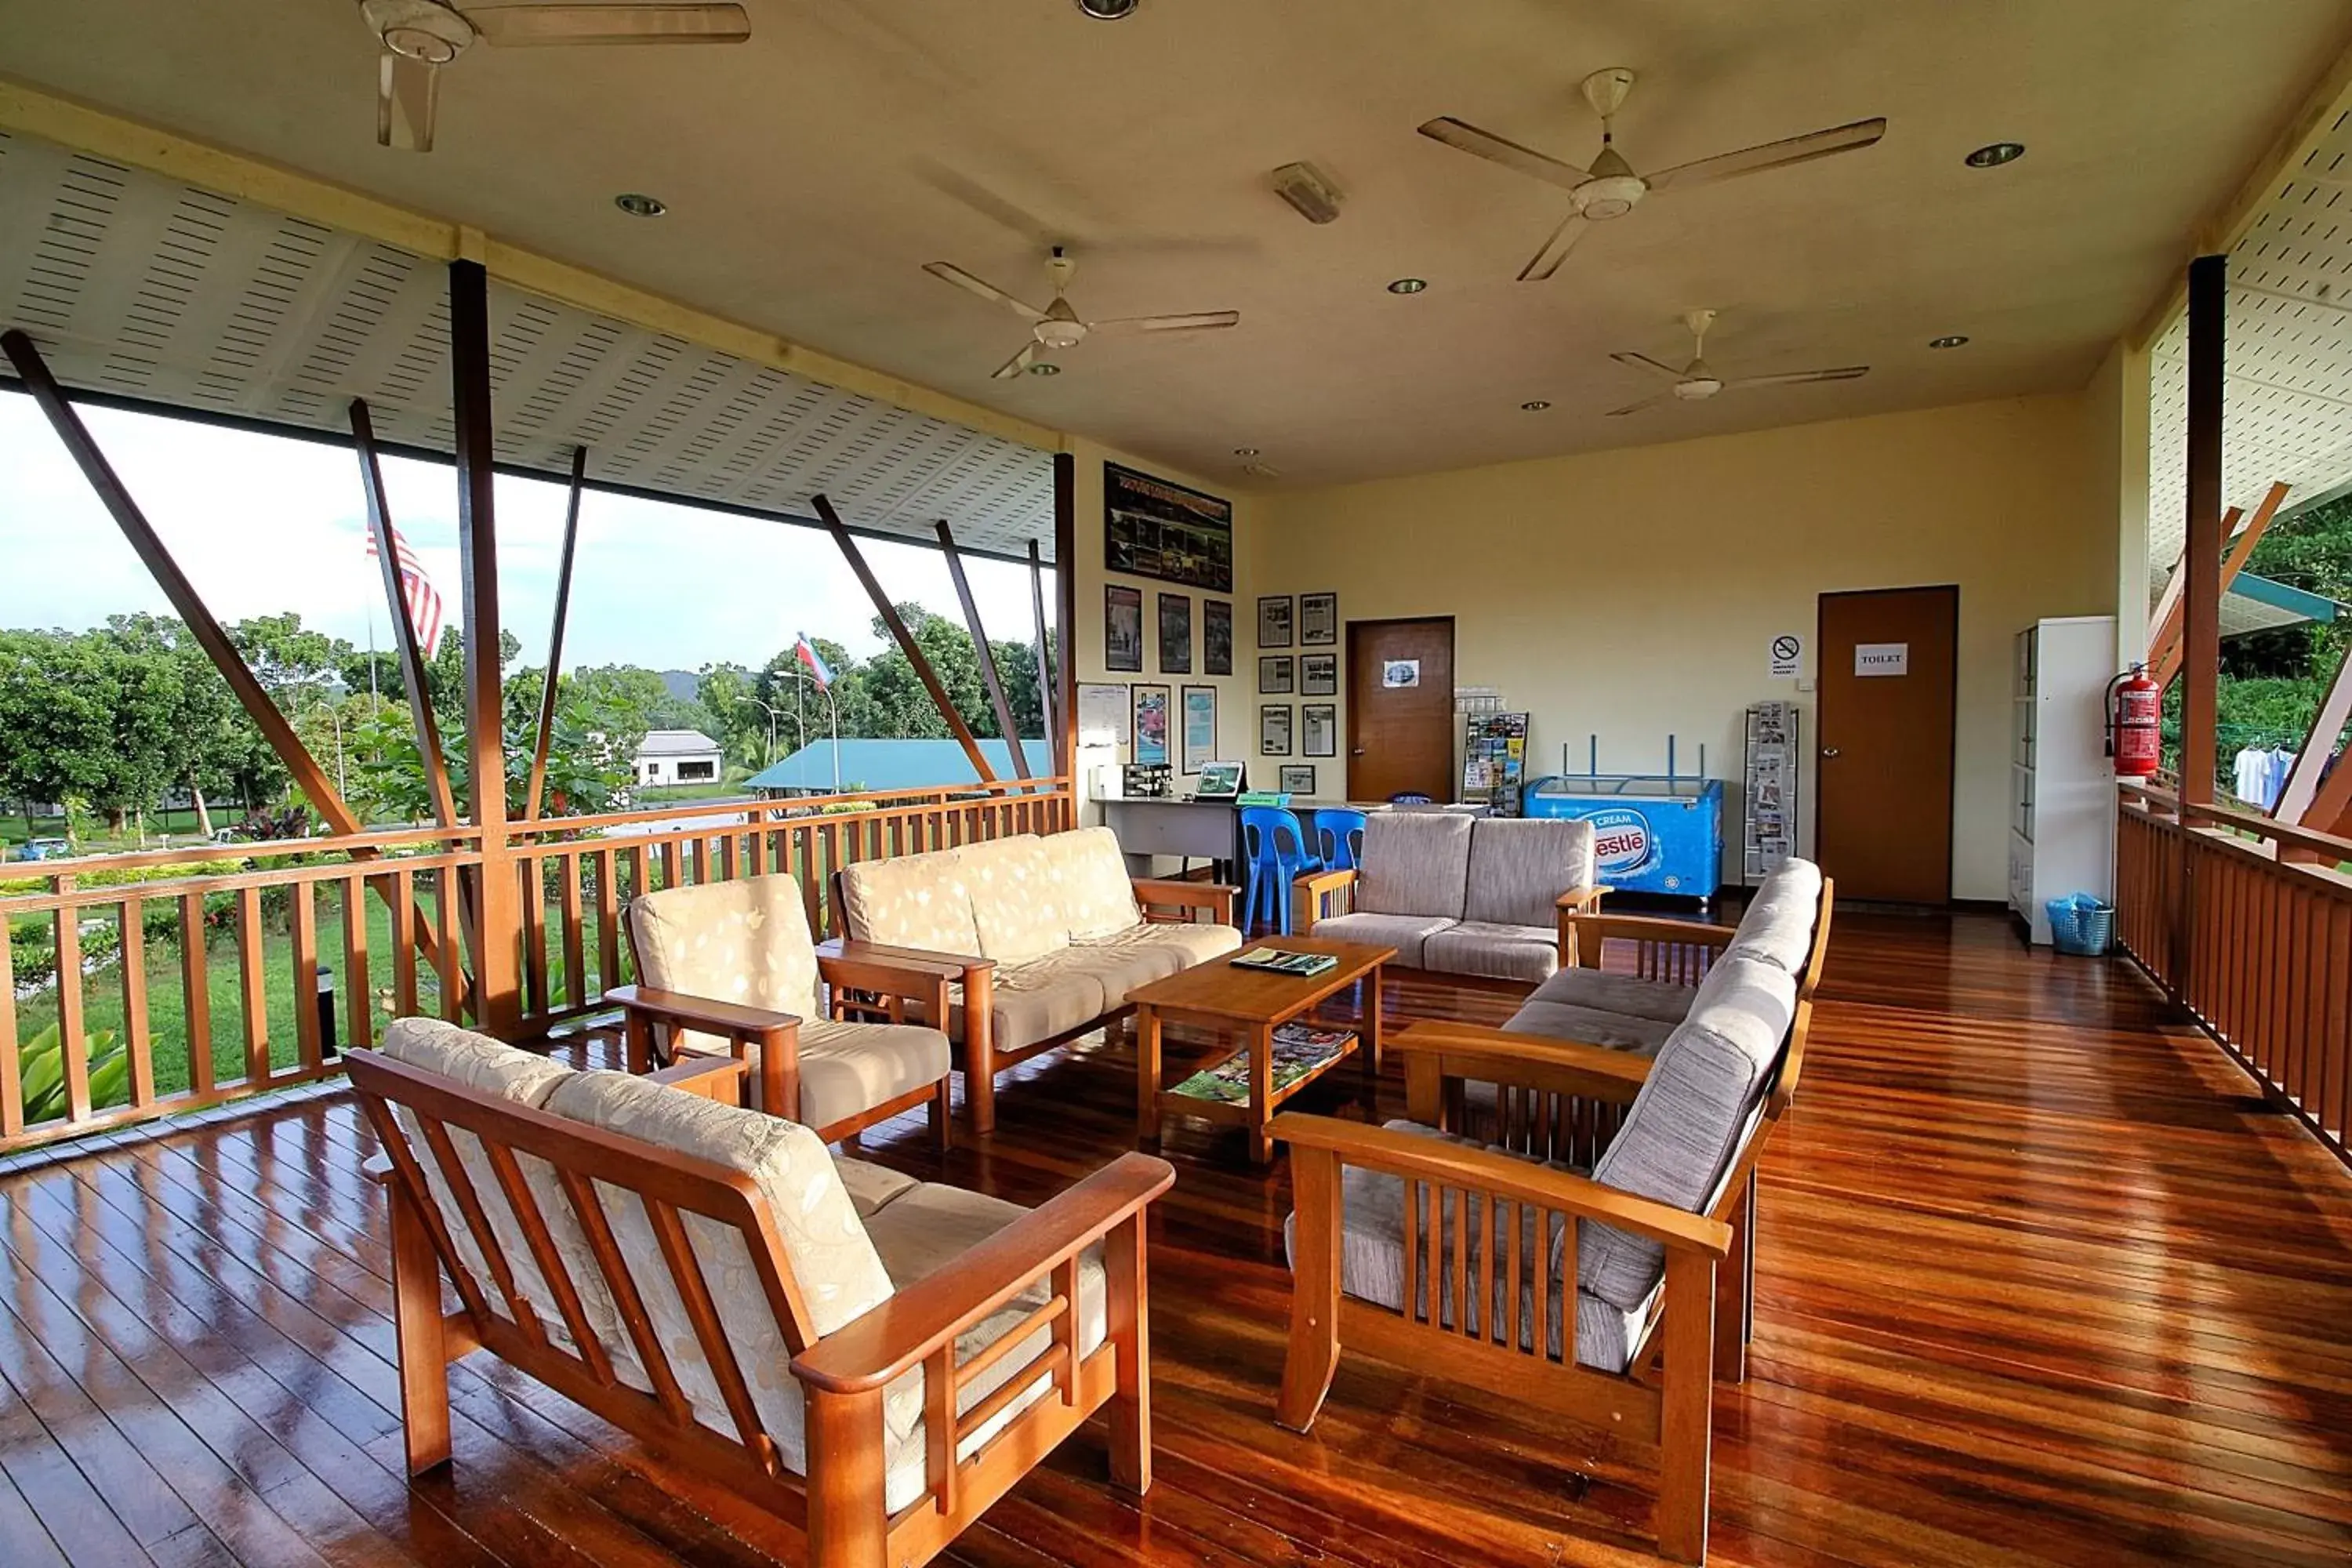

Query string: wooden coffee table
[1132,935,1394,1164]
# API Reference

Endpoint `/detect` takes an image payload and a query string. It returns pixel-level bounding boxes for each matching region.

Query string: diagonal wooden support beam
[1028,539,1059,768]
[2151,481,2289,689]
[526,446,588,821]
[351,398,459,831]
[2274,645,2352,829]
[936,520,1032,781]
[811,493,997,786]
[1054,455,1077,786]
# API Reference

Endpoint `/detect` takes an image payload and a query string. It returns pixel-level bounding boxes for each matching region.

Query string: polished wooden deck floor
[4,911,2350,1566]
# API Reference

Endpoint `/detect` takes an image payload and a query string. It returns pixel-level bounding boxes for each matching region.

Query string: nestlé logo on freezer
[1587,808,1656,877]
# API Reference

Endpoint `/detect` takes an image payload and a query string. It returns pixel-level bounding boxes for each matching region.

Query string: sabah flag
[794,633,833,691]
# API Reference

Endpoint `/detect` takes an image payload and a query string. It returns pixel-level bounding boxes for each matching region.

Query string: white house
[633,729,724,787]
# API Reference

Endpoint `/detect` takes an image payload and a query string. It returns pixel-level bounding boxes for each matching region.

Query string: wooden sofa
[834,827,1240,1132]
[1271,862,1828,1563]
[348,1017,1174,1568]
[1297,813,1606,983]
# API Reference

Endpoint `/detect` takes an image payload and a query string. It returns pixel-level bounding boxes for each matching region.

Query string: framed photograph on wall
[1302,702,1337,758]
[1133,684,1171,766]
[1278,763,1317,796]
[1299,592,1338,646]
[1260,704,1293,757]
[1180,684,1218,774]
[1203,598,1234,676]
[1258,594,1294,648]
[1104,462,1234,592]
[1258,655,1294,695]
[1104,584,1144,673]
[1301,652,1337,696]
[1157,592,1192,673]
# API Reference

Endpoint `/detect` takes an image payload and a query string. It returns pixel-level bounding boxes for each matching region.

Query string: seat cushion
[960,836,1071,964]
[841,848,983,958]
[1526,967,1699,1025]
[945,948,1112,1053]
[790,1019,953,1131]
[1041,827,1145,939]
[627,873,821,1058]
[1462,818,1598,928]
[1279,1119,1640,1373]
[1308,910,1457,967]
[1421,920,1561,983]
[834,1156,920,1219]
[1356,811,1475,920]
[1500,1000,1677,1055]
[1076,918,1244,972]
[864,1183,1109,1513]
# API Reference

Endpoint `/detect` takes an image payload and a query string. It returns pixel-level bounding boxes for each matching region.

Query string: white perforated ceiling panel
[0,129,1054,559]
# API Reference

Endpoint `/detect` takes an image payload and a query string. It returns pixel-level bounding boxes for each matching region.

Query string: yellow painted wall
[1250,393,2116,900]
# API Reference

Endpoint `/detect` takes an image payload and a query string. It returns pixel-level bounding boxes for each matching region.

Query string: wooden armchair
[1274,977,1814,1563]
[349,1022,1175,1568]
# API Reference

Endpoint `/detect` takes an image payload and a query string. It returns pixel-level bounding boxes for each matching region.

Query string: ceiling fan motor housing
[364,0,473,61]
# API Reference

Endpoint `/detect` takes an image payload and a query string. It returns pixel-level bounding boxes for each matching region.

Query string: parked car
[14,837,74,862]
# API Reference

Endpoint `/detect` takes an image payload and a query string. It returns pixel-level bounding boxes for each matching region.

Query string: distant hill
[660,669,700,701]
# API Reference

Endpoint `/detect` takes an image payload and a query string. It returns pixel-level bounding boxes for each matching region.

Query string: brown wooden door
[1345,617,1454,802]
[1816,586,1958,903]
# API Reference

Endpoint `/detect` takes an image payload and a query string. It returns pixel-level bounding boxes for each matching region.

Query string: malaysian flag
[365,523,445,658]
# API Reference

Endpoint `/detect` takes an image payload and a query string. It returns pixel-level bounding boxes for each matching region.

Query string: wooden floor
[4,910,2351,1566]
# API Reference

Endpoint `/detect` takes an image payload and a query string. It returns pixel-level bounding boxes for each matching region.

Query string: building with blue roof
[742,739,1049,796]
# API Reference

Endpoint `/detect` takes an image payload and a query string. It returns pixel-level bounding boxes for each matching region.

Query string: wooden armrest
[790,1153,1175,1395]
[1392,1019,1652,1102]
[815,936,995,977]
[1555,884,1610,912]
[1573,914,1738,946]
[815,942,964,1002]
[1131,877,1238,920]
[1271,1113,1727,1258]
[1298,866,1356,902]
[364,1156,394,1187]
[607,982,799,1042]
[648,1055,750,1102]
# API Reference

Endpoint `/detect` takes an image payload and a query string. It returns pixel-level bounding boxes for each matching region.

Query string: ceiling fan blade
[1610,350,1686,380]
[378,51,440,152]
[1087,311,1240,336]
[1605,390,1676,417]
[1723,366,1871,390]
[1417,117,1590,194]
[465,4,750,45]
[1517,212,1588,282]
[1645,118,1887,193]
[924,261,1047,322]
[992,342,1042,381]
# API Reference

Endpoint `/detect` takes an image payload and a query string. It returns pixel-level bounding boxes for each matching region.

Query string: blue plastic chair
[1388,791,1433,805]
[1313,807,1368,871]
[1240,805,1319,935]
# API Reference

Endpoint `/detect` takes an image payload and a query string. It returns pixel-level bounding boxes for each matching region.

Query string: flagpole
[828,684,840,793]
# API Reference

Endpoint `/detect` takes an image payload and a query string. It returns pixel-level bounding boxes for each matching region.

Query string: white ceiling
[4,1,2352,487]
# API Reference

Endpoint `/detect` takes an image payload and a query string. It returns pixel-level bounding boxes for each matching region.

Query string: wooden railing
[2115,782,2352,1166]
[0,778,1073,1153]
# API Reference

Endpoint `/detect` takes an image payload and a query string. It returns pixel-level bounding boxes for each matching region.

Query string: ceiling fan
[923,247,1240,379]
[1606,310,1867,416]
[357,1,751,152]
[1419,68,1886,281]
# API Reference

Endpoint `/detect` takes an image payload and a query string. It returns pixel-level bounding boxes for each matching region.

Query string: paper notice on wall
[1854,642,1909,677]
[1381,659,1421,688]
[1077,682,1131,744]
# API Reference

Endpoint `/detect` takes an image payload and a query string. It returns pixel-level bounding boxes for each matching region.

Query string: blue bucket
[2046,894,2114,956]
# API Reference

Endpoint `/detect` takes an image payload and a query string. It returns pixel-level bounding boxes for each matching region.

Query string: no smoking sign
[1769,634,1802,679]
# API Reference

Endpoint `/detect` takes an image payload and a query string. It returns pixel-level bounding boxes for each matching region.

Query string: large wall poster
[1104,462,1234,592]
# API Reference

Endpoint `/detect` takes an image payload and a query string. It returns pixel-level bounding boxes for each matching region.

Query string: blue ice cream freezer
[1524,775,1724,902]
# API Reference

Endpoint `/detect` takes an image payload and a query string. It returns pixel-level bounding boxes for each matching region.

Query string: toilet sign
[1855,641,1909,677]
[1769,633,1802,679]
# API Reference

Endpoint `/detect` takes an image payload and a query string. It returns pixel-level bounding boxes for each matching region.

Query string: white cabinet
[2009,616,2118,945]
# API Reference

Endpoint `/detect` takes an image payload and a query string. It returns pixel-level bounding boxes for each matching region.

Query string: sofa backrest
[958,835,1072,964]
[1572,954,1800,1312]
[628,874,821,1055]
[1727,858,1823,975]
[1461,817,1598,928]
[1037,826,1144,938]
[840,844,984,956]
[1357,811,1475,920]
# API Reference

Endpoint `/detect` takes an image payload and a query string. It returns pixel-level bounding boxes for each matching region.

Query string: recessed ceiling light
[1387,278,1428,295]
[1929,335,1970,350]
[613,192,666,218]
[1075,0,1139,17]
[1964,142,2025,169]
[1232,447,1260,457]
[1027,361,1062,376]
[1520,400,1552,412]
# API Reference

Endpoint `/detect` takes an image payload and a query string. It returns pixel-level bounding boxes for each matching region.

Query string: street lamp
[748,697,803,767]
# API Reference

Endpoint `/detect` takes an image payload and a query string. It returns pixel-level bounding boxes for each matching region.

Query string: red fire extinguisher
[2107,664,2161,777]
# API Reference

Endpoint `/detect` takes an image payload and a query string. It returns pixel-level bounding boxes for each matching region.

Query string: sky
[0,397,1049,677]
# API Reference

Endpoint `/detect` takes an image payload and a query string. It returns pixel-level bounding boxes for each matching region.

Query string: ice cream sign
[1586,808,1658,878]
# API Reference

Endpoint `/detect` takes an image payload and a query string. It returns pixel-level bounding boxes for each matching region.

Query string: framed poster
[1301,652,1337,695]
[1133,684,1171,767]
[1076,681,1131,746]
[1302,702,1337,758]
[1104,585,1144,673]
[1180,684,1218,774]
[1258,594,1294,649]
[1104,462,1233,592]
[1258,655,1294,694]
[1157,592,1192,673]
[1260,703,1293,757]
[1203,598,1233,676]
[1299,592,1338,646]
[1279,764,1317,796]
